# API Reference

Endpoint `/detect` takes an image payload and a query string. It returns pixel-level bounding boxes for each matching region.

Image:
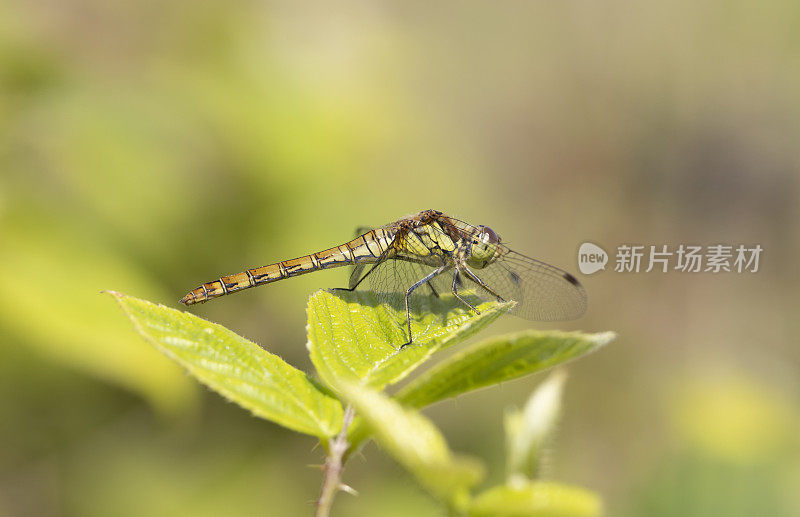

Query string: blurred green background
[1,1,799,515]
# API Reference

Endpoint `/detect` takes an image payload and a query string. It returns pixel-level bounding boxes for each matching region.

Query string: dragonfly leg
[333,263,375,292]
[461,266,506,302]
[452,270,480,314]
[335,243,396,292]
[401,265,449,349]
[426,281,440,298]
[334,252,390,293]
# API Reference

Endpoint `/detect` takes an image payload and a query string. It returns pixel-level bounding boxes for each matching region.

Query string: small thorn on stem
[338,483,359,497]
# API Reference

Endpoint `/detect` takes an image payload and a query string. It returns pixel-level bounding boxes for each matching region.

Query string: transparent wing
[367,257,444,310]
[346,223,457,327]
[466,248,587,321]
[439,216,586,321]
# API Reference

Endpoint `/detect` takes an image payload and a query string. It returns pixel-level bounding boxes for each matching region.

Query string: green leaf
[347,331,613,457]
[109,291,343,439]
[395,331,615,409]
[506,370,567,482]
[307,289,513,391]
[469,482,602,517]
[338,381,484,507]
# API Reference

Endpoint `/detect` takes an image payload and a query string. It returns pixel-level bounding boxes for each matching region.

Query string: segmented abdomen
[179,228,393,305]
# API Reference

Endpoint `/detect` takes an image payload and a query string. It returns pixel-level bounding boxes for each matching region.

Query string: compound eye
[479,226,500,245]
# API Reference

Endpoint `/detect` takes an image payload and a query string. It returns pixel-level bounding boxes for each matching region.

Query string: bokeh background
[2,1,799,515]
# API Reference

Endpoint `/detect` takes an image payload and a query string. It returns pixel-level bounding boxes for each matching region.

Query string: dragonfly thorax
[465,225,502,269]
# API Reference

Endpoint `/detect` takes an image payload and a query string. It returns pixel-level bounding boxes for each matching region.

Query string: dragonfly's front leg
[401,264,449,349]
[451,269,480,314]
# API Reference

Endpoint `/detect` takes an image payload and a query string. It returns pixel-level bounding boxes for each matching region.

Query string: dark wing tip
[563,272,581,287]
[562,271,588,320]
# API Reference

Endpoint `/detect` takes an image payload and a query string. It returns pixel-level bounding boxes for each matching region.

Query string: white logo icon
[578,242,608,275]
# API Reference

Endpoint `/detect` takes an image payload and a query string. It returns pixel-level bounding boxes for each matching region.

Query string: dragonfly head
[467,225,502,268]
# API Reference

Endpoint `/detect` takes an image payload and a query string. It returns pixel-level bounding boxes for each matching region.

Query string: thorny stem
[315,405,356,517]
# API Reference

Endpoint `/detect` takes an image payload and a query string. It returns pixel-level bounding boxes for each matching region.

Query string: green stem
[315,405,355,517]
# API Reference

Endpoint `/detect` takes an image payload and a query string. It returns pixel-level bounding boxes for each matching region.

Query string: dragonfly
[180,209,587,347]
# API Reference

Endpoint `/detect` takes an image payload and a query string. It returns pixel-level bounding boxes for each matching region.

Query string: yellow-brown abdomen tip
[179,293,195,305]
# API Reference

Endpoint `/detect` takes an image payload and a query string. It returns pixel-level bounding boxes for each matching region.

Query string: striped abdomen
[180,228,394,305]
